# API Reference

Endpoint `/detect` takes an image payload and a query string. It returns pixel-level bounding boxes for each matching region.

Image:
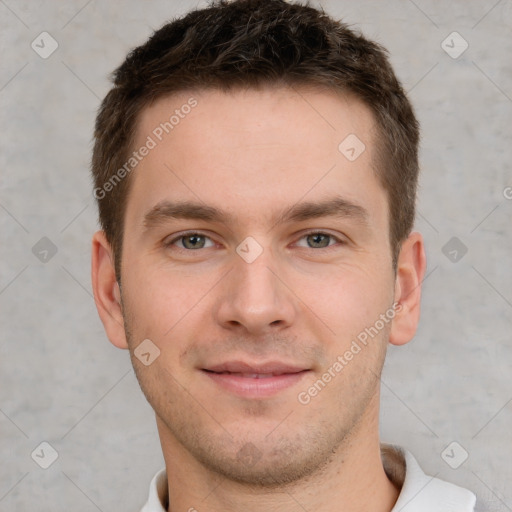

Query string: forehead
[136,85,376,152]
[126,86,385,230]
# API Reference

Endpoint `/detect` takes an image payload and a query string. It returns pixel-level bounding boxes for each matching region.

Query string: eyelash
[163,230,345,252]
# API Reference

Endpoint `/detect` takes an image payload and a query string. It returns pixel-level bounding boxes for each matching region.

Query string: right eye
[163,231,216,251]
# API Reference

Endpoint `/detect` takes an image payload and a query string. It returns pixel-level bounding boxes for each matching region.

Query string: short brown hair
[91,0,419,282]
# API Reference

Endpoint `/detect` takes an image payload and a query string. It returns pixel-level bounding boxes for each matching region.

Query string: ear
[91,230,128,349]
[389,231,426,346]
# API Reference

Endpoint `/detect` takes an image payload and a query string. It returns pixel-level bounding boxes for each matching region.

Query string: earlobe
[389,232,426,346]
[91,231,128,349]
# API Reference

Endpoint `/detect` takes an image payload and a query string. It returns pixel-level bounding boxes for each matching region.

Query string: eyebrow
[143,196,369,231]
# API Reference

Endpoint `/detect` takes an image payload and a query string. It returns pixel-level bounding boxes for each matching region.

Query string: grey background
[1,0,511,510]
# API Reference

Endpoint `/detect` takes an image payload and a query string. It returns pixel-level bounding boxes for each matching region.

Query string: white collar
[139,444,476,511]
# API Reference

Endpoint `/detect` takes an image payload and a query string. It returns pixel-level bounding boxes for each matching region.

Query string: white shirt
[139,444,476,511]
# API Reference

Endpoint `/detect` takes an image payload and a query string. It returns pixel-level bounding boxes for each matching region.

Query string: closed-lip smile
[202,360,311,398]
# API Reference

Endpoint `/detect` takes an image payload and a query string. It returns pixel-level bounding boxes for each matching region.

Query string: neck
[156,393,399,512]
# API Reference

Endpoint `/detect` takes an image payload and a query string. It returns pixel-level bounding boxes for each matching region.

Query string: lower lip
[203,370,309,398]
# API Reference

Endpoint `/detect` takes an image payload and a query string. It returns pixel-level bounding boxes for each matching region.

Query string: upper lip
[203,361,309,375]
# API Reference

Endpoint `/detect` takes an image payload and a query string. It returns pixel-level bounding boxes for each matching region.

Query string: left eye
[295,232,341,249]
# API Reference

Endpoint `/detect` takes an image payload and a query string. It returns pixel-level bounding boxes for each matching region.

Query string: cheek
[121,261,215,345]
[305,265,393,340]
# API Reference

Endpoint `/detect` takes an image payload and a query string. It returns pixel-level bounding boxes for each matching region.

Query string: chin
[187,427,343,489]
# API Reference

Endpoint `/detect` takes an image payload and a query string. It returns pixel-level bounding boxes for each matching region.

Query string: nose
[214,246,297,336]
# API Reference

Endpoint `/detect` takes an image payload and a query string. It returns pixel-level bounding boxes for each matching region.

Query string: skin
[92,86,426,512]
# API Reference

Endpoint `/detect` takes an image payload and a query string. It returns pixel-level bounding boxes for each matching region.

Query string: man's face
[118,87,397,485]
